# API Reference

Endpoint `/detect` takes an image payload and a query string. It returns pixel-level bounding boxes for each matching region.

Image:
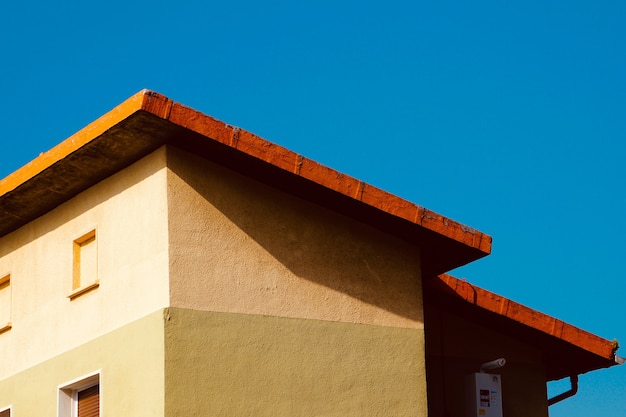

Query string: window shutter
[0,409,10,417]
[78,384,99,417]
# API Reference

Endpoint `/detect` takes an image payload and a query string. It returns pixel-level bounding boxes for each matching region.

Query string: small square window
[69,230,99,299]
[0,274,11,333]
[59,373,100,417]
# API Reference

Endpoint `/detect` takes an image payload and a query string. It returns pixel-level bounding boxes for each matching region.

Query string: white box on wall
[466,372,503,417]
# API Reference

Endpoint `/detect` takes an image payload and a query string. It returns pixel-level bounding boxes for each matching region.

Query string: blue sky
[1,1,624,414]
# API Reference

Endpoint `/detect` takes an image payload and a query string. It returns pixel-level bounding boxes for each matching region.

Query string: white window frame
[58,371,101,417]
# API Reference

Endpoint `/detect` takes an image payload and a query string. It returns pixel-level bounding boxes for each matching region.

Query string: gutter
[548,354,625,407]
[547,375,578,407]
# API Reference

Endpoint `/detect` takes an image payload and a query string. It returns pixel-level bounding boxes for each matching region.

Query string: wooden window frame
[69,229,99,300]
[0,274,11,333]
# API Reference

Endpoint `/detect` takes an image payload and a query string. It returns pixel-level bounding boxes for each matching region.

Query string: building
[0,90,620,416]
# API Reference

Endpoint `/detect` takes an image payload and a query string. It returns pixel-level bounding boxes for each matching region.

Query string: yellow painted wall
[0,309,165,416]
[1,144,430,415]
[166,147,423,329]
[164,307,428,417]
[425,307,549,417]
[0,148,171,379]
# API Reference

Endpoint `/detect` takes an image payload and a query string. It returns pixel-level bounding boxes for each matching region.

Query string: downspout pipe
[548,375,578,407]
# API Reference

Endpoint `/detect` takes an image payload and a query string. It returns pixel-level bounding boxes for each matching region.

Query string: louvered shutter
[78,384,99,417]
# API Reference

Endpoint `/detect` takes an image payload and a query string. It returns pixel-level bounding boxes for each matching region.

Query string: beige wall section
[166,147,423,329]
[425,307,549,417]
[165,307,428,417]
[0,148,170,379]
[0,309,165,416]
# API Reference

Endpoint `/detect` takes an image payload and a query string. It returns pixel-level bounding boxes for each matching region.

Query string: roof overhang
[424,274,619,380]
[0,90,491,277]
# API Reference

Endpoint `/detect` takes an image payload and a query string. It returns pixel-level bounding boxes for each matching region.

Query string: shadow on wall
[0,149,165,259]
[168,146,423,323]
[0,144,423,324]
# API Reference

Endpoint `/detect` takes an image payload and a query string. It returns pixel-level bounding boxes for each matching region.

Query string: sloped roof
[1,90,618,379]
[424,274,619,380]
[0,90,491,277]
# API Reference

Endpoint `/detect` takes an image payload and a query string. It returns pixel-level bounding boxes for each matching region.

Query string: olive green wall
[163,147,429,414]
[1,307,428,416]
[425,307,549,417]
[164,307,428,417]
[0,309,165,416]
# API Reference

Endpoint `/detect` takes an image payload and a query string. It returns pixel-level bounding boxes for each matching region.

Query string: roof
[0,90,491,277]
[424,274,619,380]
[1,90,618,379]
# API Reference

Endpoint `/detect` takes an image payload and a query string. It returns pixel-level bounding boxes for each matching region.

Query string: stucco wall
[1,143,428,414]
[0,148,170,379]
[0,309,165,416]
[166,146,423,329]
[425,306,549,417]
[164,307,428,417]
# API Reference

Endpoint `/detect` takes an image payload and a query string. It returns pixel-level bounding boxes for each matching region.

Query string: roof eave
[0,90,492,275]
[425,274,618,380]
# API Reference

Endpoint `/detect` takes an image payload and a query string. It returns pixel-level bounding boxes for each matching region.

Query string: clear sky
[1,1,624,415]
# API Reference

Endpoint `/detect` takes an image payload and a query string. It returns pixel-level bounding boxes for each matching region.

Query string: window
[0,274,11,333]
[77,385,99,417]
[69,230,99,299]
[59,373,100,417]
[0,407,11,417]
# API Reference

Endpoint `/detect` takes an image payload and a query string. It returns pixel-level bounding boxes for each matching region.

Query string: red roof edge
[136,90,492,256]
[435,274,618,363]
[0,90,491,269]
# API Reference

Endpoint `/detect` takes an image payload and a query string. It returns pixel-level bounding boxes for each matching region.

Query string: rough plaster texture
[0,309,165,416]
[0,145,429,415]
[425,306,549,417]
[166,147,423,329]
[0,149,170,379]
[164,307,428,417]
